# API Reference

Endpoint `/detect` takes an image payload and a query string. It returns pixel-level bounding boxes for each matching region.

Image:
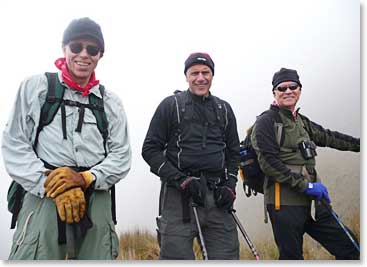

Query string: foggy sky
[0,0,362,261]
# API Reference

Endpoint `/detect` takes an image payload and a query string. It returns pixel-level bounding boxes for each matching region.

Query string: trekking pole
[230,209,260,260]
[65,224,76,260]
[192,203,209,260]
[320,199,360,253]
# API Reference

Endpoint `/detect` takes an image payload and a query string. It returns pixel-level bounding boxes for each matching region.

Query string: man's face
[186,65,213,97]
[63,38,101,86]
[273,81,301,111]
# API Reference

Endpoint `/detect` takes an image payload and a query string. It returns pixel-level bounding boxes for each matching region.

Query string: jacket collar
[270,104,300,120]
[187,89,212,103]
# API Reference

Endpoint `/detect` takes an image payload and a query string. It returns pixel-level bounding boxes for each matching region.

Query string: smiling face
[63,38,101,87]
[273,81,301,111]
[185,64,213,97]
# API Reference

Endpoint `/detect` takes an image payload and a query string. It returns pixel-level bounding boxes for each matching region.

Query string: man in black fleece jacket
[142,52,240,260]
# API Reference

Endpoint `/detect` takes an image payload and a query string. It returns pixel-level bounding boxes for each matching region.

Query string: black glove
[214,178,236,210]
[176,176,205,206]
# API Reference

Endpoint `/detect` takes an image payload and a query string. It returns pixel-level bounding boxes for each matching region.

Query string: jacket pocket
[55,105,74,120]
[81,109,104,143]
[101,222,119,259]
[9,211,40,260]
[83,109,97,124]
[157,216,193,237]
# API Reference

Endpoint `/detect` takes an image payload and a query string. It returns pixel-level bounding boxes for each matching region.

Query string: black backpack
[7,72,113,229]
[239,109,283,197]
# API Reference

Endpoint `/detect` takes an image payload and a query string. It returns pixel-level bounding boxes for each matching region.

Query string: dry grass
[239,238,279,260]
[118,210,359,260]
[117,229,160,260]
[117,229,204,260]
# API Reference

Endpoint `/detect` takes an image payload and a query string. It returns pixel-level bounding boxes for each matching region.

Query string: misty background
[0,0,362,261]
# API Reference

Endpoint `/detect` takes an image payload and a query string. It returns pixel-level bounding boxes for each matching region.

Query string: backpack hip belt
[184,170,225,190]
[285,164,316,182]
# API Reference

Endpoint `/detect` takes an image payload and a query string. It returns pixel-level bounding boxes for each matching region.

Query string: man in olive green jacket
[251,67,359,260]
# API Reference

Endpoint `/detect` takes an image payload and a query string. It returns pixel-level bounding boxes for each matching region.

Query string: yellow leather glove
[44,167,94,198]
[80,171,94,188]
[54,187,86,224]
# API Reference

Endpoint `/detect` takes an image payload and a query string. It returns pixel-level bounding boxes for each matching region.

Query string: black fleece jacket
[142,90,240,183]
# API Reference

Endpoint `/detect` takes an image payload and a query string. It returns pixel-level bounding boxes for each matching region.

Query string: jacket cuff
[297,179,309,192]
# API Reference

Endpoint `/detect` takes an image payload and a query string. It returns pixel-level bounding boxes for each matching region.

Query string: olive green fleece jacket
[251,105,360,206]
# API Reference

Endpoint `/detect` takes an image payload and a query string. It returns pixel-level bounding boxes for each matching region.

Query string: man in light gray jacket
[2,17,131,260]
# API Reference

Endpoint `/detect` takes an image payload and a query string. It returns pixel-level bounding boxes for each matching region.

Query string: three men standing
[1,18,360,260]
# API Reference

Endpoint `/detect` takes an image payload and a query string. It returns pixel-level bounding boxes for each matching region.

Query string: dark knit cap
[62,17,104,54]
[184,52,215,75]
[272,67,302,90]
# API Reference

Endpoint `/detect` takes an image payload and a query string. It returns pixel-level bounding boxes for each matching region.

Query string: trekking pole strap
[111,185,117,225]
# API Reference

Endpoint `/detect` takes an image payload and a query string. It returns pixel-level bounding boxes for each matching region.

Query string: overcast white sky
[0,0,364,262]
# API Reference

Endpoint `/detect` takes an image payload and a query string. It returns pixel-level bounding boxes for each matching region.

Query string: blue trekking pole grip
[320,199,360,253]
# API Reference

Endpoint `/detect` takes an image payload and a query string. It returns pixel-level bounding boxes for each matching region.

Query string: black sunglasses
[276,84,299,92]
[68,42,100,57]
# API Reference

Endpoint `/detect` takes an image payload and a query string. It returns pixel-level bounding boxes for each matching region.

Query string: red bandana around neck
[54,57,99,97]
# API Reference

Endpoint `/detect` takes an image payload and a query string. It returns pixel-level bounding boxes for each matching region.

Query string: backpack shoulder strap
[89,85,109,156]
[173,90,183,125]
[260,108,284,146]
[90,85,115,224]
[33,72,65,150]
[173,90,191,131]
[211,95,228,132]
[298,113,313,139]
[173,91,227,134]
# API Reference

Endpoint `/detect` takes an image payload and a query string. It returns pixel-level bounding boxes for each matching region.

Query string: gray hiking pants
[8,190,119,260]
[157,184,239,260]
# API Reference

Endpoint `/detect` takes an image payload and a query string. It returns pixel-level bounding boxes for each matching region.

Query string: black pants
[267,204,359,260]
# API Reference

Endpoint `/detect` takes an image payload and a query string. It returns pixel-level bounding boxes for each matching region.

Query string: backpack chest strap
[61,99,104,135]
[35,73,106,150]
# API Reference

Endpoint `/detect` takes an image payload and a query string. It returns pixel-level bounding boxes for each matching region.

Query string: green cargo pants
[8,190,119,260]
[157,183,239,260]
